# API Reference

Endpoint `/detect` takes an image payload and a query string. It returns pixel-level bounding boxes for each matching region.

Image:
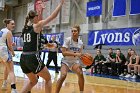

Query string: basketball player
[19,0,65,93]
[0,19,18,93]
[55,25,84,93]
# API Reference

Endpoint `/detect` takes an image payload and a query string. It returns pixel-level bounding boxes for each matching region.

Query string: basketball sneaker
[125,74,132,78]
[11,89,18,93]
[131,75,137,79]
[119,74,124,77]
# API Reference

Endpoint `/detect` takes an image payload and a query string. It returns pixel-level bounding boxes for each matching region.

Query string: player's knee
[30,79,38,86]
[60,73,67,80]
[78,71,83,76]
[77,67,83,75]
[44,74,51,82]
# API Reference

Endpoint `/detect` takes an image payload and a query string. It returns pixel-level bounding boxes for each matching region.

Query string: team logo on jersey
[132,28,140,45]
[70,47,80,52]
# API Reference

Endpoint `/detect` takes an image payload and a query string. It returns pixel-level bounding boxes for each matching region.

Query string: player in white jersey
[55,25,84,93]
[0,19,18,93]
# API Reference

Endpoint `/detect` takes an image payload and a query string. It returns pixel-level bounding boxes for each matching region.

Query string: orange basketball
[44,43,55,49]
[80,53,94,66]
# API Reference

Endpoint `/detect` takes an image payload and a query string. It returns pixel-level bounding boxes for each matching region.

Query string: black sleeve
[55,41,58,45]
[49,40,53,43]
[55,41,60,48]
[40,34,48,44]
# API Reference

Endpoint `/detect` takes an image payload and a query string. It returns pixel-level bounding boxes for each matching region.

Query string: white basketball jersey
[0,28,11,61]
[62,37,83,61]
[0,28,9,46]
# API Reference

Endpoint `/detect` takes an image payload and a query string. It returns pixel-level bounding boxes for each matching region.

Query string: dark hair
[3,19,13,27]
[28,10,38,19]
[24,10,38,29]
[116,48,120,50]
[108,48,113,50]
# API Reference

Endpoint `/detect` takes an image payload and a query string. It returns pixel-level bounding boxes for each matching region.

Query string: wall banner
[88,27,140,46]
[44,32,64,45]
[86,0,102,17]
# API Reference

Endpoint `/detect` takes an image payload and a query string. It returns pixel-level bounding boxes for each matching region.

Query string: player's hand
[12,42,16,46]
[60,0,65,5]
[12,52,15,57]
[107,55,110,58]
[76,53,82,57]
[44,43,55,49]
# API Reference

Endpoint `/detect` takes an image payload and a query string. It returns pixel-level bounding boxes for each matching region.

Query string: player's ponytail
[24,16,29,29]
[22,10,38,35]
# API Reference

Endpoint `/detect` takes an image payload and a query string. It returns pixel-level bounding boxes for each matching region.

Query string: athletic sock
[3,80,7,84]
[27,91,31,93]
[11,84,16,89]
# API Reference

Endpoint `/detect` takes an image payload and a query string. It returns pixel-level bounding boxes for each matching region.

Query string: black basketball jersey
[22,25,39,52]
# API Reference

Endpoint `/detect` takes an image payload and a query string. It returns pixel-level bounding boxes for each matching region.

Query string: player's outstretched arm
[36,0,65,29]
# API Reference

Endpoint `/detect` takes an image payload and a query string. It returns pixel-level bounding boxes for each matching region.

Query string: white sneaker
[1,81,7,89]
[131,75,137,79]
[119,74,124,77]
[125,74,132,78]
[11,89,18,93]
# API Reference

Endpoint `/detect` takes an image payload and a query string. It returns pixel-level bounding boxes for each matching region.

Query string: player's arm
[6,31,15,56]
[135,56,140,65]
[129,57,132,64]
[79,44,84,53]
[61,47,81,57]
[34,0,65,33]
[61,37,82,57]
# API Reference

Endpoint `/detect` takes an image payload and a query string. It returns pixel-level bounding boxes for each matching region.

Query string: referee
[46,35,59,73]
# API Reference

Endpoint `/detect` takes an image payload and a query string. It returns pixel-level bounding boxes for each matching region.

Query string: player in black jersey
[19,0,65,93]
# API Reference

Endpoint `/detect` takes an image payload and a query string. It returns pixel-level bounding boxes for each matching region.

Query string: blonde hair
[3,19,13,27]
[73,25,81,33]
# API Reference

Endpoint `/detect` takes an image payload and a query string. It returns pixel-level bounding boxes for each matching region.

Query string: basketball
[44,43,55,49]
[80,53,94,66]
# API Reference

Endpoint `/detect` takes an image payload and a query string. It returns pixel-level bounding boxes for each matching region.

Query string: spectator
[137,58,140,77]
[103,48,116,75]
[123,48,132,75]
[125,50,140,78]
[93,49,106,74]
[111,48,126,76]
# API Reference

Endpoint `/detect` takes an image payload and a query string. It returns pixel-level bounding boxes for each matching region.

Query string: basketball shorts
[61,59,80,70]
[20,52,45,74]
[0,46,12,62]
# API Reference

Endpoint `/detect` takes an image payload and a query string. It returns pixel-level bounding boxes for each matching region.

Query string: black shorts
[20,53,45,74]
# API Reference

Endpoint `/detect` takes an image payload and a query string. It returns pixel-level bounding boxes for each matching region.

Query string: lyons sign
[88,27,140,46]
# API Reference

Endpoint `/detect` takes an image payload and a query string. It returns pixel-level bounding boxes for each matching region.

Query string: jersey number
[23,33,31,42]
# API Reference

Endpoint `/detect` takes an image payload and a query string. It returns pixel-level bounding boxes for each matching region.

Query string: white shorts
[61,59,80,70]
[0,46,12,62]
